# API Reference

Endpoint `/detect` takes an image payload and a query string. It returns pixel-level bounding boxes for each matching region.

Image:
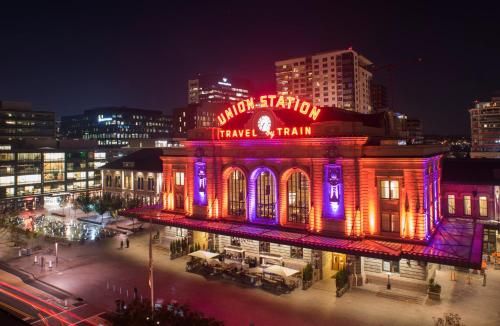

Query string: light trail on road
[0,281,99,325]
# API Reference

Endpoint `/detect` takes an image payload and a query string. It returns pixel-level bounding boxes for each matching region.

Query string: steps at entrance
[375,290,425,304]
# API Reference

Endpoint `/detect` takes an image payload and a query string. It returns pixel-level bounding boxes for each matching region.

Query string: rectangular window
[290,246,303,259]
[230,237,241,247]
[147,177,155,191]
[259,241,270,253]
[382,260,400,273]
[447,195,456,215]
[381,212,400,233]
[380,180,399,199]
[175,172,185,186]
[479,196,488,217]
[137,177,144,190]
[464,195,472,216]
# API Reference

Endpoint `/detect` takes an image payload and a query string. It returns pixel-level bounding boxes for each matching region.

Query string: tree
[74,194,95,214]
[112,299,223,326]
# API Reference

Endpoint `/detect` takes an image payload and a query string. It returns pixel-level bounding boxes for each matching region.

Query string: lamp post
[55,242,58,267]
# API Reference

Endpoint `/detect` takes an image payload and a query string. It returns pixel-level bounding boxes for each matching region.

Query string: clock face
[257,115,272,132]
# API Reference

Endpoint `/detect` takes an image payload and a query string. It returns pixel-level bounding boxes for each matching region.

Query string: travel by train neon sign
[217,94,321,139]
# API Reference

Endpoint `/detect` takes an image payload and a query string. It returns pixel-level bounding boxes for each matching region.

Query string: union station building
[130,95,484,289]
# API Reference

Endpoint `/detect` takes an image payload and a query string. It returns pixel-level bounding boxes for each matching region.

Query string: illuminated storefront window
[287,172,309,224]
[43,153,64,162]
[228,170,246,216]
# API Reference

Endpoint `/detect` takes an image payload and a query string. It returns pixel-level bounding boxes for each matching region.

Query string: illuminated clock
[257,115,272,132]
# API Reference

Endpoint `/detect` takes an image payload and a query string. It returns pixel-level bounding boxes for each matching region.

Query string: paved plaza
[1,224,500,325]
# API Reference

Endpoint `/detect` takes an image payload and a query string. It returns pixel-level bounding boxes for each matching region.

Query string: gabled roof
[100,148,163,172]
[442,158,500,185]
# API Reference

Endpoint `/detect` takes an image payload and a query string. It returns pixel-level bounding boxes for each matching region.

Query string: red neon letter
[275,95,286,108]
[267,95,276,107]
[259,95,268,108]
[299,101,310,115]
[217,114,226,126]
[245,98,255,110]
[308,106,321,120]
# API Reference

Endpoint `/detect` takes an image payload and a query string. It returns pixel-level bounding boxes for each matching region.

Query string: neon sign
[218,126,312,139]
[217,94,321,126]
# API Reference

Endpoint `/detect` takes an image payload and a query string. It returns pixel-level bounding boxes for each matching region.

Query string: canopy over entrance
[128,208,483,269]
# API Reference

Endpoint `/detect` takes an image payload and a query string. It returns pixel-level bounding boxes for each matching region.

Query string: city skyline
[1,1,499,136]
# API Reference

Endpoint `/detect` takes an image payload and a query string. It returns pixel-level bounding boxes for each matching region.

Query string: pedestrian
[126,238,129,248]
[134,287,138,300]
[120,240,123,249]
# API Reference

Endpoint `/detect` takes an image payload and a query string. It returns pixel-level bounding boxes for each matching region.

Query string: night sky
[1,1,499,136]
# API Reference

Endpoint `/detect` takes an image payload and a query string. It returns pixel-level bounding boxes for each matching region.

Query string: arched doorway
[249,167,278,223]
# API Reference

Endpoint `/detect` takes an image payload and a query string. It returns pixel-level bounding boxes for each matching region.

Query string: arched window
[287,172,309,224]
[256,170,276,219]
[228,170,246,216]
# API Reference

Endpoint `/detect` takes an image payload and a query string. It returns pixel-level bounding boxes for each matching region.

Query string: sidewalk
[2,225,500,326]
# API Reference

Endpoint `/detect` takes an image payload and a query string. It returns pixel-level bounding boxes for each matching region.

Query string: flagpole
[149,215,154,315]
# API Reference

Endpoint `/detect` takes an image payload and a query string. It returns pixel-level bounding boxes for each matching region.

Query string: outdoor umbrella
[264,265,300,278]
[188,250,220,260]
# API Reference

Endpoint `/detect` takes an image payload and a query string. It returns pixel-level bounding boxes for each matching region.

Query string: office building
[127,94,483,293]
[60,107,173,147]
[275,48,373,113]
[188,74,252,105]
[406,118,424,144]
[173,103,221,137]
[469,97,500,158]
[0,145,107,210]
[0,101,55,142]
[371,83,388,112]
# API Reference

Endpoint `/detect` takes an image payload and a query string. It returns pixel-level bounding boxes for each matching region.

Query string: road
[0,280,105,325]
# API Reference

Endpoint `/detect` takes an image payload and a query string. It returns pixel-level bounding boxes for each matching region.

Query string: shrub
[335,268,349,289]
[303,263,313,282]
[429,278,442,293]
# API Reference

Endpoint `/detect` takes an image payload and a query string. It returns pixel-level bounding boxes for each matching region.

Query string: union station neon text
[217,94,321,126]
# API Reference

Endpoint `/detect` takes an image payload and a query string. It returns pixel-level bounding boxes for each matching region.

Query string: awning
[127,208,484,269]
[188,250,219,260]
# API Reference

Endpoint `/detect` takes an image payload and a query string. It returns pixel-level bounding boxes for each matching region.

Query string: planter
[336,283,349,297]
[428,290,441,300]
[302,280,313,290]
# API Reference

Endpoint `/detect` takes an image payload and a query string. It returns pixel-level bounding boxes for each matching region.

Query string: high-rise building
[0,101,55,141]
[173,103,220,137]
[60,107,173,147]
[275,48,373,113]
[371,83,388,112]
[406,118,424,144]
[188,74,252,105]
[469,96,500,158]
